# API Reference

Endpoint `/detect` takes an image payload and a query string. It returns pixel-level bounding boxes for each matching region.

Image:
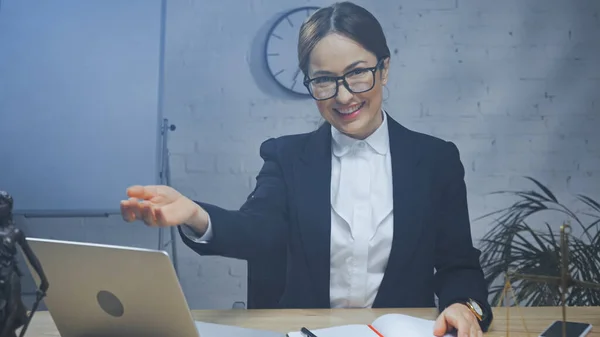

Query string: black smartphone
[539,321,593,337]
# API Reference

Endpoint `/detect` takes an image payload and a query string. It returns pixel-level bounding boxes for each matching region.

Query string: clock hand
[291,67,301,90]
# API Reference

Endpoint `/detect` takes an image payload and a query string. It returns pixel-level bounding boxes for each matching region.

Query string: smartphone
[539,320,593,337]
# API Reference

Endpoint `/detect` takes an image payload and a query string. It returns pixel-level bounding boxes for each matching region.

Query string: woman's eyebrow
[311,60,367,77]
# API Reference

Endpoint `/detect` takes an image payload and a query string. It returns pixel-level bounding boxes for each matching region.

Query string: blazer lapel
[374,115,427,307]
[292,122,332,307]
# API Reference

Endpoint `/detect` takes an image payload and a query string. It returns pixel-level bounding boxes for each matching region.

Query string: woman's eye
[314,77,335,84]
[349,68,367,75]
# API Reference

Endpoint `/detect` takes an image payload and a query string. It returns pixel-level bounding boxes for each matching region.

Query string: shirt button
[358,142,365,148]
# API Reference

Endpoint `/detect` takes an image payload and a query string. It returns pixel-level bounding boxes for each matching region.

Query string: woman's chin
[335,121,370,138]
[331,109,382,139]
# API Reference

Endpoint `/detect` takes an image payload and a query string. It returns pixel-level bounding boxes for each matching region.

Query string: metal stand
[498,221,600,337]
[158,118,178,276]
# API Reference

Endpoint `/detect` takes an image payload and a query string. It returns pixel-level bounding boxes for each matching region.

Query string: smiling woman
[120,2,493,337]
[298,3,390,139]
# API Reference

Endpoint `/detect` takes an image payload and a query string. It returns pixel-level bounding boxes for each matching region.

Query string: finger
[155,201,183,226]
[433,314,447,336]
[470,323,478,337]
[126,197,144,220]
[126,185,159,200]
[120,200,136,222]
[448,313,469,337]
[463,311,481,337]
[122,199,141,222]
[470,317,482,337]
[457,317,470,337]
[474,323,482,337]
[140,201,157,226]
[154,206,169,226]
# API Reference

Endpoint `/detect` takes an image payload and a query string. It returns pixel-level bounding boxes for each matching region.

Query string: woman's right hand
[120,185,209,234]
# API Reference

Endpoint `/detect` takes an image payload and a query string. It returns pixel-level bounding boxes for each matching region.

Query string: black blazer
[179,114,492,330]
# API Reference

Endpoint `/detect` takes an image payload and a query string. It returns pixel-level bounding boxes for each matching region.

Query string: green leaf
[524,176,558,203]
[578,194,600,213]
[478,176,600,306]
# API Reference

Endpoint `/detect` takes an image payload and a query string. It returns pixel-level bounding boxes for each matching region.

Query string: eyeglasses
[303,58,385,101]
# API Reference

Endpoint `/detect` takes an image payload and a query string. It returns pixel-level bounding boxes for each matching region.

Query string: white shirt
[182,111,394,309]
[329,111,393,308]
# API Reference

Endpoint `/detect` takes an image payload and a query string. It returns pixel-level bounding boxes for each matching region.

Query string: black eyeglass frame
[303,57,387,101]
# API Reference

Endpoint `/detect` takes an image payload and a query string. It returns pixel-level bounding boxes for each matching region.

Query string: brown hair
[297,2,391,77]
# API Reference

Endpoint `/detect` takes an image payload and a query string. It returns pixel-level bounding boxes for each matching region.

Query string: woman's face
[307,33,389,140]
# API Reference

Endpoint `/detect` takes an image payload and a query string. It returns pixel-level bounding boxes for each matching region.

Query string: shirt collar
[331,110,389,157]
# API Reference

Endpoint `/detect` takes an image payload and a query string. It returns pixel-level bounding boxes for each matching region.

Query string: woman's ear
[380,57,390,85]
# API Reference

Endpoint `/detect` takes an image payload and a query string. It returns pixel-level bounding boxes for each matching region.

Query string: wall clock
[265,6,320,96]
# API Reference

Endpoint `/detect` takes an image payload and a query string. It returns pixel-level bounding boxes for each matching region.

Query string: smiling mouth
[334,102,365,116]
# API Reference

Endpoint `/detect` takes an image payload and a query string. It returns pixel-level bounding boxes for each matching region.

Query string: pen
[301,327,318,337]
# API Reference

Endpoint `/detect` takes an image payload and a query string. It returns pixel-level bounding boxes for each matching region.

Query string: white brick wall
[17,0,600,310]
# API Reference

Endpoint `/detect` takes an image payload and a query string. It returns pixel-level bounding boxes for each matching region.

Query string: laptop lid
[25,237,200,337]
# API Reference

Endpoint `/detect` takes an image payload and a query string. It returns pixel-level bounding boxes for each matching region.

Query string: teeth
[337,103,363,114]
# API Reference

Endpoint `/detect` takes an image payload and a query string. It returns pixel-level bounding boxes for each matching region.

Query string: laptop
[25,237,284,337]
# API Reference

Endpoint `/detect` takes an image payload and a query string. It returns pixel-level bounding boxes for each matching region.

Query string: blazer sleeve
[178,137,289,262]
[433,141,493,331]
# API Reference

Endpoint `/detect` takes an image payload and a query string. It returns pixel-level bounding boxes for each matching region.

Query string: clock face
[265,6,320,96]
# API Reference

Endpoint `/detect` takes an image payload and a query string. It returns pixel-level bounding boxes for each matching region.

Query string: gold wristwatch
[464,298,483,321]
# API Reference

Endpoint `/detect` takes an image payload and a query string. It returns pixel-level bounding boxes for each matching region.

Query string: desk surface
[26,306,600,336]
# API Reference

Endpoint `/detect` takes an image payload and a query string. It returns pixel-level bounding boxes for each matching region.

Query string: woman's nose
[335,84,354,104]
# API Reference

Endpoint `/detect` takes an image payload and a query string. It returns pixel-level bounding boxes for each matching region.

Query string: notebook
[286,313,456,337]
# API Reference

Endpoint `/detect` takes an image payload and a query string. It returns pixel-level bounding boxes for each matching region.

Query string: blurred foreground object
[0,191,49,337]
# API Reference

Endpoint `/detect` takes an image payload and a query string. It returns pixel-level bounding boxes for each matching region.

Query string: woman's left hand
[433,303,483,337]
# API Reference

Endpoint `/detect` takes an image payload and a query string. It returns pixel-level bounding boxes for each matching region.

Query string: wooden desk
[25,306,600,336]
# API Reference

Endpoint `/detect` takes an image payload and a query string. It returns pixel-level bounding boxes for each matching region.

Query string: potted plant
[476,177,600,306]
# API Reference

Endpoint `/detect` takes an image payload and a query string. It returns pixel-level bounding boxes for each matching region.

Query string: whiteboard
[0,0,165,215]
